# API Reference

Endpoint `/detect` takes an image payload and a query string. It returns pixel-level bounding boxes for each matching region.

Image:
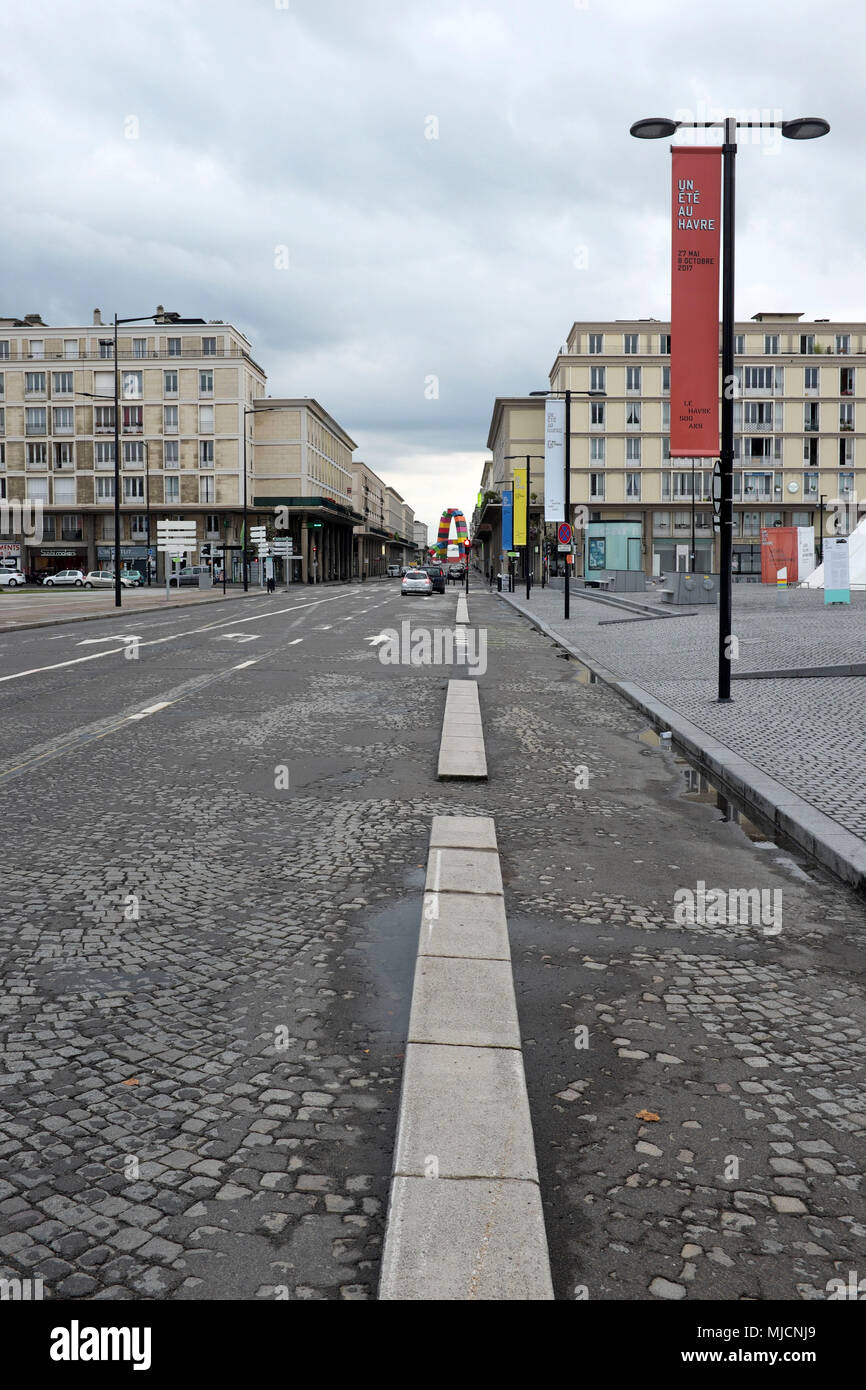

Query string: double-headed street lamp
[530,388,606,619]
[630,114,829,701]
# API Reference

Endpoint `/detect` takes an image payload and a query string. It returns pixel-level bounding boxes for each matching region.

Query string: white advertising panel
[544,397,565,523]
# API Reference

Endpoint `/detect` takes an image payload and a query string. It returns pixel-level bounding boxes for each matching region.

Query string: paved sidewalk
[503,584,866,844]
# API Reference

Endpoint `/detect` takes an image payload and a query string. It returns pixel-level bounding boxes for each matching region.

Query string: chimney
[93,308,102,325]
[23,313,45,326]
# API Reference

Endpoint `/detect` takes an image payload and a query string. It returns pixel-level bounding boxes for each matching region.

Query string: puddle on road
[575,663,599,685]
[353,896,421,1043]
[678,762,773,844]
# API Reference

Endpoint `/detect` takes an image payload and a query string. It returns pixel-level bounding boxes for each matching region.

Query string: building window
[53,406,74,434]
[840,366,855,396]
[626,366,641,393]
[653,510,670,532]
[27,477,49,502]
[25,407,47,435]
[0,342,9,359]
[744,365,775,393]
[123,476,145,500]
[165,476,180,502]
[122,405,143,432]
[662,365,670,394]
[168,337,182,356]
[626,437,641,463]
[52,372,74,395]
[199,404,214,433]
[0,408,4,434]
[802,472,818,498]
[29,339,45,360]
[53,442,74,469]
[590,438,605,463]
[588,334,604,355]
[589,473,605,499]
[96,477,115,500]
[800,333,815,354]
[200,476,215,503]
[133,337,147,358]
[164,370,178,396]
[98,338,113,359]
[199,440,214,467]
[0,373,4,396]
[662,401,671,431]
[623,333,639,354]
[743,400,774,430]
[164,405,178,432]
[202,337,216,356]
[102,514,115,540]
[131,513,147,536]
[673,471,694,499]
[52,478,76,505]
[743,471,772,499]
[122,371,143,399]
[25,371,47,395]
[626,472,641,499]
[206,513,220,536]
[659,334,671,354]
[839,471,854,496]
[590,365,605,392]
[839,437,854,466]
[626,402,641,428]
[123,442,145,466]
[26,442,48,467]
[673,510,691,530]
[164,440,179,468]
[804,366,819,395]
[590,401,605,428]
[803,436,819,467]
[199,369,214,395]
[63,339,78,359]
[836,333,851,354]
[840,402,854,431]
[804,403,819,432]
[96,442,115,468]
[764,334,779,354]
[95,405,115,433]
[61,513,83,540]
[735,334,745,354]
[742,512,761,537]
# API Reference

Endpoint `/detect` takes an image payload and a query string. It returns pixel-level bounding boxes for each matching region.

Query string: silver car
[43,569,85,587]
[0,569,26,587]
[83,571,135,589]
[401,568,433,596]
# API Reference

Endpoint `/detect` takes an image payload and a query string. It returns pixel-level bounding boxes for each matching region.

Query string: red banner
[671,147,721,457]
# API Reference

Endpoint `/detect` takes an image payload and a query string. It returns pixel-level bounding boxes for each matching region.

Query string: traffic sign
[557,522,573,545]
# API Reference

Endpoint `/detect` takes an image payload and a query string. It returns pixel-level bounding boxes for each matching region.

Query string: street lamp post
[530,389,605,619]
[630,113,829,700]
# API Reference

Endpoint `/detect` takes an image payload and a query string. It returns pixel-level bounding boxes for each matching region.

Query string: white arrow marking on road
[217,633,261,642]
[366,634,391,646]
[78,635,142,645]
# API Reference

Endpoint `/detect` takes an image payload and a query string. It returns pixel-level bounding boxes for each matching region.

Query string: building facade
[350,461,390,577]
[478,314,866,580]
[0,307,421,585]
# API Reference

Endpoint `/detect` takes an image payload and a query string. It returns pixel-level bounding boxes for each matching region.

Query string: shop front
[32,546,89,579]
[96,544,148,580]
[0,542,22,572]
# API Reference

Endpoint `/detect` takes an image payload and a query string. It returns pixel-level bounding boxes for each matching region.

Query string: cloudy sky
[1,0,861,534]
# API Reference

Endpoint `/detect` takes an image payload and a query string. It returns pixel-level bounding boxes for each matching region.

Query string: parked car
[120,569,144,587]
[42,569,85,587]
[83,571,136,589]
[419,564,445,593]
[386,565,402,578]
[168,565,207,587]
[0,569,26,587]
[401,569,433,596]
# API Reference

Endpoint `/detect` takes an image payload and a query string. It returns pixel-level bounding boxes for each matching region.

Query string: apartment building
[413,519,429,555]
[350,460,390,576]
[0,308,401,584]
[478,313,866,579]
[384,486,416,568]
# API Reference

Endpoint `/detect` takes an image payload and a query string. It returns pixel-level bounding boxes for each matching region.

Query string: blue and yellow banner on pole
[513,468,527,546]
[502,488,513,552]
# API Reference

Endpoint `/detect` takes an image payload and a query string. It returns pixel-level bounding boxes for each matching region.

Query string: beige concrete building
[383,486,416,568]
[0,307,421,584]
[349,460,390,576]
[477,313,866,579]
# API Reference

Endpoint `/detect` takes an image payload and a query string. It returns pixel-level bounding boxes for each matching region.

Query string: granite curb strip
[437,678,487,780]
[378,815,554,1300]
[456,594,469,625]
[500,592,866,891]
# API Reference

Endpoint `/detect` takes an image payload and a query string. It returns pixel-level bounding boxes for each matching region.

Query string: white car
[42,569,85,587]
[83,571,135,589]
[0,569,26,587]
[401,569,433,596]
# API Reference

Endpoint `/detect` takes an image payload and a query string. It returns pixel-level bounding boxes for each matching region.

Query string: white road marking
[366,634,390,646]
[217,633,261,642]
[288,638,303,645]
[78,634,142,646]
[127,701,173,721]
[233,659,260,670]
